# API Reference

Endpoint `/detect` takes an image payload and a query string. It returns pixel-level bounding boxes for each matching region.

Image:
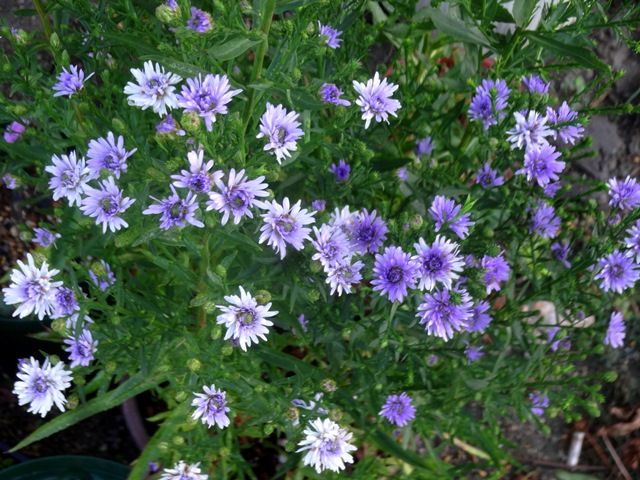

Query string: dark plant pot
[0,455,130,479]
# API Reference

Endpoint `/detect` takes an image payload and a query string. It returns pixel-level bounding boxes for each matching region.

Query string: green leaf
[512,0,537,27]
[370,156,412,172]
[139,55,209,78]
[556,472,601,480]
[11,372,164,452]
[371,429,431,470]
[208,35,262,61]
[419,7,490,47]
[525,32,608,72]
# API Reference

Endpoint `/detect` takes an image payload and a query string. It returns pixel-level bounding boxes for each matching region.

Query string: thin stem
[32,0,52,41]
[241,0,276,135]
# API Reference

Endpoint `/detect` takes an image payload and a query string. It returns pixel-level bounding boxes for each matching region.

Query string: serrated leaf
[526,32,608,72]
[208,36,262,61]
[11,372,164,452]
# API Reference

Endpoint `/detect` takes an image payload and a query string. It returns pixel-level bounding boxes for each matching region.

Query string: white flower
[352,72,401,129]
[216,286,278,351]
[297,418,357,473]
[258,197,315,259]
[160,461,208,480]
[2,254,62,320]
[45,151,91,207]
[506,110,553,150]
[13,357,72,417]
[123,61,182,116]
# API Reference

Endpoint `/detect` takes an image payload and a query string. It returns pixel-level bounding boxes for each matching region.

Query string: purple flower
[543,182,562,198]
[608,176,640,211]
[87,132,137,179]
[177,74,242,131]
[416,136,433,158]
[480,254,510,294]
[124,61,182,116]
[45,151,91,207]
[468,79,510,130]
[467,301,492,333]
[320,83,351,106]
[429,196,474,240]
[298,313,308,332]
[297,418,356,474]
[427,354,439,366]
[187,7,213,33]
[80,177,135,233]
[325,258,364,296]
[507,110,553,150]
[171,150,222,194]
[594,250,639,293]
[329,159,350,183]
[258,198,315,259]
[625,220,640,263]
[2,174,17,189]
[521,75,549,94]
[396,167,408,181]
[2,254,62,320]
[63,328,98,368]
[155,114,185,135]
[33,227,60,248]
[256,103,304,164]
[353,72,401,129]
[318,22,342,49]
[207,169,269,225]
[311,199,326,212]
[13,357,72,417]
[143,186,204,230]
[551,240,571,268]
[348,209,388,254]
[546,102,584,145]
[216,286,278,351]
[160,462,207,480]
[379,392,416,427]
[516,144,564,188]
[191,384,230,429]
[371,246,418,303]
[529,392,549,416]
[546,327,571,352]
[4,121,26,143]
[51,287,79,319]
[311,224,352,269]
[531,202,560,239]
[605,312,625,348]
[465,345,484,363]
[417,287,473,341]
[89,260,115,291]
[413,235,464,291]
[476,163,504,188]
[52,65,92,97]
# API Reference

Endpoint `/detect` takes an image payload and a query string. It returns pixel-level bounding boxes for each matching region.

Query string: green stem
[32,0,52,41]
[241,0,276,135]
[197,233,211,329]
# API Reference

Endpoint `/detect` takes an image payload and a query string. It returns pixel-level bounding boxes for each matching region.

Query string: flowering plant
[2,0,639,477]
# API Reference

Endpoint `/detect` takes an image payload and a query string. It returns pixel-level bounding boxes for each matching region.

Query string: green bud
[254,290,271,304]
[172,435,185,446]
[585,403,600,418]
[341,328,352,341]
[181,111,202,134]
[111,118,127,132]
[67,395,79,409]
[204,301,216,313]
[155,4,182,24]
[105,361,117,373]
[593,344,605,355]
[374,383,383,391]
[291,68,302,82]
[111,315,121,326]
[51,318,68,334]
[284,440,296,452]
[157,363,171,373]
[310,261,322,273]
[410,214,424,229]
[482,226,494,238]
[60,50,70,66]
[329,409,343,422]
[321,379,337,393]
[175,391,188,403]
[158,441,170,452]
[74,376,86,386]
[213,0,227,13]
[12,28,28,46]
[187,358,202,372]
[603,371,618,383]
[286,407,299,423]
[255,384,266,394]
[215,264,227,278]
[211,326,222,340]
[307,289,320,302]
[263,423,275,435]
[49,32,61,50]
[219,447,230,458]
[2,60,11,73]
[221,344,233,356]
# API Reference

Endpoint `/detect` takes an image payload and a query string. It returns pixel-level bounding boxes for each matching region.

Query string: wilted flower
[191,384,230,429]
[89,260,115,291]
[379,392,416,427]
[160,461,208,480]
[516,144,564,188]
[325,258,364,296]
[2,174,17,189]
[13,357,72,417]
[531,202,560,239]
[207,169,269,225]
[124,61,182,116]
[297,418,356,474]
[507,110,553,150]
[468,79,510,130]
[4,120,26,143]
[372,246,418,303]
[45,151,91,207]
[177,74,242,131]
[52,65,92,97]
[467,301,493,333]
[546,101,584,145]
[63,328,98,368]
[320,83,351,106]
[529,392,549,416]
[171,150,222,194]
[413,236,464,291]
[258,198,315,259]
[318,22,342,48]
[216,286,278,351]
[256,103,304,164]
[353,73,401,129]
[605,312,625,348]
[348,209,388,254]
[80,177,135,233]
[143,186,204,230]
[2,254,62,320]
[521,74,549,94]
[551,240,571,268]
[311,199,326,212]
[429,196,474,240]
[33,227,60,248]
[480,254,510,294]
[476,163,504,188]
[155,114,185,135]
[417,287,473,341]
[465,345,484,363]
[187,7,213,33]
[607,176,640,211]
[329,159,350,183]
[593,250,639,293]
[87,132,137,179]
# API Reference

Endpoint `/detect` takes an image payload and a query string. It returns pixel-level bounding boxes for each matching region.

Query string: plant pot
[0,455,130,479]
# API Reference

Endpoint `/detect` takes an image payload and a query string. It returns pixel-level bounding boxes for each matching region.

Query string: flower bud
[221,344,233,356]
[310,261,322,273]
[219,447,230,458]
[13,28,29,46]
[105,361,117,373]
[60,50,70,66]
[175,391,188,402]
[210,326,222,340]
[111,118,127,132]
[66,395,79,409]
[172,435,185,446]
[155,4,182,25]
[51,318,67,334]
[307,289,320,302]
[254,290,271,304]
[321,379,337,393]
[215,264,227,278]
[263,423,275,435]
[181,111,202,133]
[49,32,61,50]
[187,358,202,372]
[286,407,299,423]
